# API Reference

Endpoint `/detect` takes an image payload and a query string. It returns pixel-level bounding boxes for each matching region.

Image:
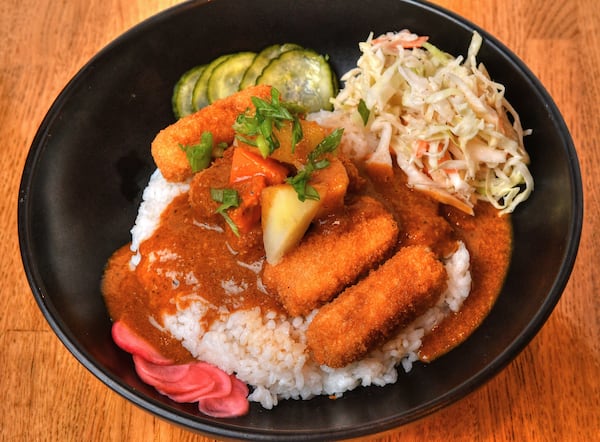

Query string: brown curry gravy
[102,159,511,366]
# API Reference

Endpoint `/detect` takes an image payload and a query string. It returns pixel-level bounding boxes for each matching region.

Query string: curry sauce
[102,153,511,366]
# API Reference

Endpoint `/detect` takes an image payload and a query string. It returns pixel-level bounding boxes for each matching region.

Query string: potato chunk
[261,183,324,265]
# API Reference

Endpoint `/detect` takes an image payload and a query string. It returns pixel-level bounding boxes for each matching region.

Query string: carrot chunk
[229,147,288,185]
[229,175,268,234]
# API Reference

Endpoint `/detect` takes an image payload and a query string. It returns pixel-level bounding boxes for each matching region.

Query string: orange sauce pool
[102,161,512,365]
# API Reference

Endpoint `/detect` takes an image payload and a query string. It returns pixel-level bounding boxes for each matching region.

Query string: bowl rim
[17,0,583,439]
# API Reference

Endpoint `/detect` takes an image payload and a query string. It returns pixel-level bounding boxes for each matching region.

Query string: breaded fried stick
[262,196,399,317]
[151,85,272,182]
[306,245,447,368]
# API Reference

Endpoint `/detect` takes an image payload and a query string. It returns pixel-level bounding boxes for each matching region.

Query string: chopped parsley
[210,187,240,236]
[286,128,344,201]
[357,98,370,126]
[230,87,345,203]
[212,141,229,159]
[180,133,228,172]
[233,88,303,158]
[180,131,214,172]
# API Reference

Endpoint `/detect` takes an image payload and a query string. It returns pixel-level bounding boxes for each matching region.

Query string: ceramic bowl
[18,0,582,439]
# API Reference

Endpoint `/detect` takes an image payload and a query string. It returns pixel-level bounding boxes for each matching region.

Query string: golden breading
[151,85,272,182]
[371,166,456,258]
[306,245,447,368]
[262,196,399,317]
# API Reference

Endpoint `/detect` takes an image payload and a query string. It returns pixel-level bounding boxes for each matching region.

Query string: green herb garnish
[233,88,302,158]
[357,99,370,126]
[212,141,229,159]
[210,187,241,236]
[180,131,214,172]
[286,128,344,201]
[232,88,344,202]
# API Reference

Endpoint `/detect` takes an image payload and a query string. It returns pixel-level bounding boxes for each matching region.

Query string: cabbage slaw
[330,30,533,214]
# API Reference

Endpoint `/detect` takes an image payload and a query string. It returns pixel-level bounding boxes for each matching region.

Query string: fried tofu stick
[262,196,399,317]
[306,245,447,368]
[151,85,272,182]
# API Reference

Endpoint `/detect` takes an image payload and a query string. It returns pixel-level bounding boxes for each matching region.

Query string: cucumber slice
[191,54,232,111]
[257,49,337,113]
[172,64,206,119]
[239,43,302,90]
[207,52,257,103]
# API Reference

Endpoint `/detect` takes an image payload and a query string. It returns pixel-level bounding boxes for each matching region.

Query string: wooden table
[2,0,598,440]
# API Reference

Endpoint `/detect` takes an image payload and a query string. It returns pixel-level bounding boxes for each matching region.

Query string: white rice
[129,169,189,268]
[129,170,472,409]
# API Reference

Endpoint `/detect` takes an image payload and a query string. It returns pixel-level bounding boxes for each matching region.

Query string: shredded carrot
[396,36,429,48]
[415,140,429,159]
[418,141,458,175]
[372,35,429,49]
[439,151,457,174]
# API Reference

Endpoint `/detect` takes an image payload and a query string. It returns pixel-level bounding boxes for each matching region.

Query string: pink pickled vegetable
[111,321,249,417]
[199,375,250,418]
[111,321,172,365]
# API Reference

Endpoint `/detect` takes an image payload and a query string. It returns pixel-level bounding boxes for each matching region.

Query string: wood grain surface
[2,0,599,440]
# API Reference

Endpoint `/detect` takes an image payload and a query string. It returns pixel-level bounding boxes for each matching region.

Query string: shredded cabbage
[331,29,533,214]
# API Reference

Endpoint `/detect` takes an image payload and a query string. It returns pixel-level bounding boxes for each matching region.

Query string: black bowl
[18,0,582,440]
